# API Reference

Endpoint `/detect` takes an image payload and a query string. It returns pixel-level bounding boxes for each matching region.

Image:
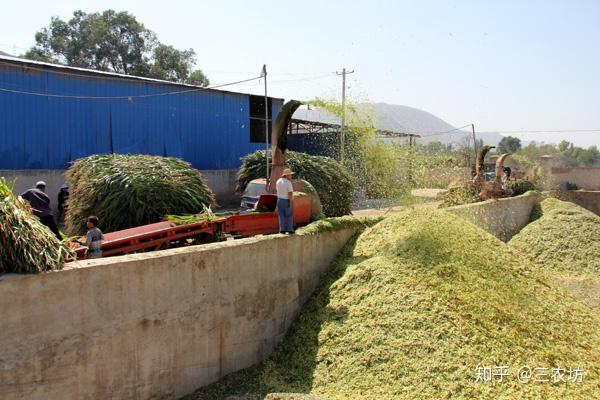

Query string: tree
[23,10,209,86]
[148,44,209,85]
[558,140,571,152]
[497,136,522,154]
[558,143,600,166]
[187,70,210,86]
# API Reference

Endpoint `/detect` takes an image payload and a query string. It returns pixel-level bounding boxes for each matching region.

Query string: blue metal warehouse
[0,55,283,170]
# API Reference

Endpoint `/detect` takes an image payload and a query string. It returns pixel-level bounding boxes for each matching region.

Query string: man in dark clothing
[56,183,69,227]
[21,181,61,239]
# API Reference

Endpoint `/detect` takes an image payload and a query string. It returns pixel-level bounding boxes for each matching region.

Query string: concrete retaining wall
[553,190,600,216]
[0,228,357,400]
[0,170,66,210]
[445,192,541,241]
[547,166,600,190]
[0,169,240,208]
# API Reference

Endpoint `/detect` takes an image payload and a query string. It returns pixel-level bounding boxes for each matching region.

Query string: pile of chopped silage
[185,208,600,400]
[66,154,215,235]
[509,197,600,310]
[295,215,382,236]
[0,178,73,273]
[237,150,355,217]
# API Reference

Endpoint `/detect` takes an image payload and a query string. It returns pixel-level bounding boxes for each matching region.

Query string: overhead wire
[411,124,472,137]
[494,129,600,134]
[409,126,600,138]
[216,73,338,87]
[2,58,600,137]
[0,58,338,98]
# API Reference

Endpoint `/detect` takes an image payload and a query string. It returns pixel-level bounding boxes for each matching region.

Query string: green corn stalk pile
[185,208,600,400]
[166,205,219,225]
[66,154,216,235]
[237,150,355,217]
[0,178,73,273]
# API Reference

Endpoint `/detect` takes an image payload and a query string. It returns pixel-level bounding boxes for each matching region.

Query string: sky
[1,0,599,147]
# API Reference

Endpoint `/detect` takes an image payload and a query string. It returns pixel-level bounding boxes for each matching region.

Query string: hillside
[294,103,504,146]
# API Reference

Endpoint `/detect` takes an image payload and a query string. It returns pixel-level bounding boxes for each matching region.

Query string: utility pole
[262,65,269,181]
[336,68,354,162]
[471,123,477,168]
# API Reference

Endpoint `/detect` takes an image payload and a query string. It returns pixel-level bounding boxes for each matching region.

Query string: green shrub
[505,179,536,196]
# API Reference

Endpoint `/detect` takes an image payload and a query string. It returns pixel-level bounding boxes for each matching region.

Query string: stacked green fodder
[509,197,600,310]
[66,154,215,235]
[166,205,220,225]
[237,150,355,217]
[185,209,600,400]
[0,178,73,273]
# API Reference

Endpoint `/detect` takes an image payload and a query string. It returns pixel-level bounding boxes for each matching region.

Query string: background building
[0,55,282,204]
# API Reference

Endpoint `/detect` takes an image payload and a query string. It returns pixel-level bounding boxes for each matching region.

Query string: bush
[505,179,536,196]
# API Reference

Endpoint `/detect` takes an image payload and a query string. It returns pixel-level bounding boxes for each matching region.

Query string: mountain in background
[294,103,504,147]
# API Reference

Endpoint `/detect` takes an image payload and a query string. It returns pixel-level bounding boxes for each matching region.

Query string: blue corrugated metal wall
[0,61,282,170]
[288,132,340,159]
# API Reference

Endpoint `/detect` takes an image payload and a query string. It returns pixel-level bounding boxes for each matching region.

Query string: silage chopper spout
[493,153,511,190]
[267,100,303,193]
[479,150,513,200]
[473,145,495,187]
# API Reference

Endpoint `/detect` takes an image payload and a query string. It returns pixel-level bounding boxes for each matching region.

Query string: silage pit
[184,200,600,400]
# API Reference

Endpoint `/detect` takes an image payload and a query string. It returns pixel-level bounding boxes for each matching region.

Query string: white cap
[36,181,46,187]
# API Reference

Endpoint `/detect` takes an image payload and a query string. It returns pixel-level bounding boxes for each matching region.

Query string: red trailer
[73,193,313,260]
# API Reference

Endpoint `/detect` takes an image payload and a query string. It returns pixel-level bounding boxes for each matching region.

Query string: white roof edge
[0,54,285,100]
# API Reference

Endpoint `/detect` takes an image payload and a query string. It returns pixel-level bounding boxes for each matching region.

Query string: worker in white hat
[20,181,61,239]
[276,168,295,234]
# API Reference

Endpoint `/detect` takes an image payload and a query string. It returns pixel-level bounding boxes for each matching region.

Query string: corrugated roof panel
[0,61,283,170]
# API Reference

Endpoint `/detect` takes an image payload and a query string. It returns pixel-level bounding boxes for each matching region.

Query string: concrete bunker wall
[547,167,600,191]
[0,228,356,400]
[445,192,541,241]
[553,190,600,216]
[444,190,600,241]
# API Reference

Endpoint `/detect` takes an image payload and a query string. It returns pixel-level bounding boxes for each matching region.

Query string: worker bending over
[21,181,61,239]
[276,168,295,234]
